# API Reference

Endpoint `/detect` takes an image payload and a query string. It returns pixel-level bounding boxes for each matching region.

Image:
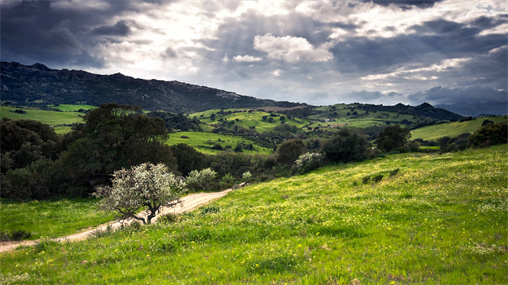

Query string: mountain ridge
[0,62,304,113]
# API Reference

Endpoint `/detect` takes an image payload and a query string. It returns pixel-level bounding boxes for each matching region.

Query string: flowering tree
[295,152,324,173]
[94,163,186,224]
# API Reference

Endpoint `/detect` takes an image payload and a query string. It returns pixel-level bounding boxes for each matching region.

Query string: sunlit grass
[166,131,273,155]
[1,145,506,284]
[0,198,114,240]
[411,116,508,141]
[191,109,309,132]
[0,106,84,126]
[48,104,96,112]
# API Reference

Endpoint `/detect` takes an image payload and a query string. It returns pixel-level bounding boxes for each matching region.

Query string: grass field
[411,116,508,141]
[166,131,273,155]
[1,144,506,284]
[49,104,96,112]
[307,104,416,129]
[191,109,309,133]
[0,106,84,126]
[0,198,114,240]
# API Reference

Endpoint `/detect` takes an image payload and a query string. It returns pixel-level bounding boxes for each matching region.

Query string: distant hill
[0,62,305,113]
[436,102,508,117]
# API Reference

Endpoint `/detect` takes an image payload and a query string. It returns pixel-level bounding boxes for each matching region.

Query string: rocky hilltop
[0,62,303,113]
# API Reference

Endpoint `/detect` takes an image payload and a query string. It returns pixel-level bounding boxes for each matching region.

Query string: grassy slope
[191,109,309,133]
[1,145,506,284]
[49,104,96,112]
[166,131,273,155]
[411,116,508,141]
[0,106,84,126]
[308,104,415,129]
[0,198,114,240]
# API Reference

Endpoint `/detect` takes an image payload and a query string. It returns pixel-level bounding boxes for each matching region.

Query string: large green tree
[276,138,306,165]
[376,125,411,152]
[0,118,61,172]
[322,128,369,163]
[169,143,207,176]
[60,103,177,189]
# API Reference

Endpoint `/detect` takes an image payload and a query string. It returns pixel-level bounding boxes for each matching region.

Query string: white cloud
[253,33,333,62]
[233,55,263,62]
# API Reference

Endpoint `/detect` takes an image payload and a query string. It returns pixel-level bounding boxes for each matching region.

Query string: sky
[1,0,507,109]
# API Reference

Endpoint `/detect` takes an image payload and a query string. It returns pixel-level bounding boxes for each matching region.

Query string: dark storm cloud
[408,86,507,105]
[93,20,131,36]
[330,16,507,74]
[0,0,143,67]
[362,0,444,9]
[461,45,507,90]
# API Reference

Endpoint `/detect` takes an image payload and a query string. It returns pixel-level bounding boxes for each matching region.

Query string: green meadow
[0,198,114,240]
[49,104,96,112]
[411,116,508,141]
[0,106,84,126]
[191,109,309,133]
[166,131,273,155]
[1,144,506,284]
[308,106,416,130]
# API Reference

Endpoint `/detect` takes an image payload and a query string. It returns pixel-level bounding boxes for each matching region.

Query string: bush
[0,230,32,241]
[276,139,306,165]
[186,168,217,191]
[377,125,411,152]
[468,122,508,148]
[372,174,383,183]
[220,173,235,189]
[389,168,400,177]
[169,143,206,176]
[242,171,252,181]
[295,152,324,174]
[322,128,369,163]
[0,159,58,200]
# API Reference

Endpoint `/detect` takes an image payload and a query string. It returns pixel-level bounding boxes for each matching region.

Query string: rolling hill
[1,145,506,284]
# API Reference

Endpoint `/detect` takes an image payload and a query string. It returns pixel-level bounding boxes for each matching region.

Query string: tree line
[2,103,506,201]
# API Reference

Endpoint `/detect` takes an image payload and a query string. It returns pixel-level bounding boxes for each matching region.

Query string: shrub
[0,159,58,200]
[372,174,384,183]
[94,163,187,224]
[0,230,32,241]
[377,125,411,152]
[295,152,324,173]
[169,143,206,176]
[186,168,217,191]
[468,122,508,148]
[242,171,252,181]
[389,168,400,177]
[157,213,178,224]
[322,128,369,163]
[276,139,306,165]
[220,173,236,189]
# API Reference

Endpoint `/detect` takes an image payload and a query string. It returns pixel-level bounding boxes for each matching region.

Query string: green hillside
[2,145,506,284]
[306,104,414,129]
[49,104,96,112]
[191,109,309,133]
[0,106,88,134]
[411,116,508,141]
[166,131,273,155]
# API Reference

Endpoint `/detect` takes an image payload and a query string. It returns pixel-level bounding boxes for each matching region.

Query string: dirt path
[0,188,233,253]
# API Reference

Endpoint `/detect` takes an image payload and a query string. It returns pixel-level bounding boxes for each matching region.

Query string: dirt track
[0,189,233,253]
